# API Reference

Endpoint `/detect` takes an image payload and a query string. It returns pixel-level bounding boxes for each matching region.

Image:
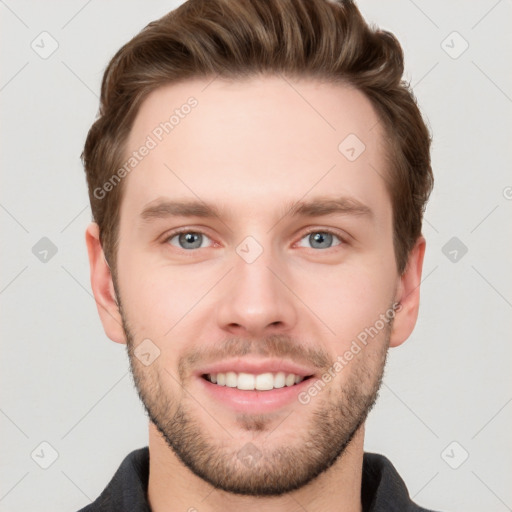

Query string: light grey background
[1,1,511,511]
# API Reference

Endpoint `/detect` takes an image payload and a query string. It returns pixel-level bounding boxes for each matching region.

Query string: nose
[215,243,298,337]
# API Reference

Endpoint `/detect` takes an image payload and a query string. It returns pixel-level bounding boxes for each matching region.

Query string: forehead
[120,75,390,225]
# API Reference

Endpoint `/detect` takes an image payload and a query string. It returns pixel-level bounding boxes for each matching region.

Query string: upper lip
[196,358,317,378]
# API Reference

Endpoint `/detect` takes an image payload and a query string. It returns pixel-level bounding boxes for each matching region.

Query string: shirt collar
[78,447,436,511]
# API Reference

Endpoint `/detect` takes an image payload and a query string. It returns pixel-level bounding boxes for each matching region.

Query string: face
[101,76,412,495]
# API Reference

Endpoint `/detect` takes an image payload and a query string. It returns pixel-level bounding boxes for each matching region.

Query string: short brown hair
[82,0,433,277]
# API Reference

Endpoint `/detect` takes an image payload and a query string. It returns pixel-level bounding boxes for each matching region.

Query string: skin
[86,75,425,512]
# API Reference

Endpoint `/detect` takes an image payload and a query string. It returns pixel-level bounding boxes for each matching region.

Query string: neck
[147,422,365,512]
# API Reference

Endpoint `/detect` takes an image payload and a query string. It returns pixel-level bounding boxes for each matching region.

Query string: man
[81,0,437,510]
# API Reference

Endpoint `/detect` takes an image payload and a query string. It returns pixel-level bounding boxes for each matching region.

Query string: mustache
[178,334,332,379]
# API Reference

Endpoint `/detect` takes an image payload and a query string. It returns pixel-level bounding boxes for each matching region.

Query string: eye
[296,229,345,250]
[163,228,346,252]
[165,230,214,250]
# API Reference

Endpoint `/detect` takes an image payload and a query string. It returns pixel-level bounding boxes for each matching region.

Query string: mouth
[195,358,318,413]
[201,371,314,391]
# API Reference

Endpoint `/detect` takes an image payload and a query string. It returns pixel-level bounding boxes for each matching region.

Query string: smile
[203,371,312,391]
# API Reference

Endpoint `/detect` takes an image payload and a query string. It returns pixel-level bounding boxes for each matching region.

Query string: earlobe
[85,222,126,344]
[389,236,426,348]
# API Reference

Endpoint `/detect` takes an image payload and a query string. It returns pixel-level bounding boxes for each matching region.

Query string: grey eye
[298,231,342,250]
[168,232,210,250]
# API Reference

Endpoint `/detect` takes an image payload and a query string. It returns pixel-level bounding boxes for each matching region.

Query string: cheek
[118,256,216,339]
[116,254,170,335]
[307,261,395,348]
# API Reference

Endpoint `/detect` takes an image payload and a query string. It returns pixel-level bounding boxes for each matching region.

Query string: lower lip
[197,375,313,414]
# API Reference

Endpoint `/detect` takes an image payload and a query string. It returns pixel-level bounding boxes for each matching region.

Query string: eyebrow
[139,196,374,223]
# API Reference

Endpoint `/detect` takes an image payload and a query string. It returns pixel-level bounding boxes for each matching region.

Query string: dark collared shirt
[77,447,439,511]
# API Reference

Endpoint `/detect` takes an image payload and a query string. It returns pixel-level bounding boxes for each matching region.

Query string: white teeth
[206,371,305,390]
[237,373,255,390]
[285,373,296,387]
[255,373,274,390]
[273,372,285,389]
[225,371,237,388]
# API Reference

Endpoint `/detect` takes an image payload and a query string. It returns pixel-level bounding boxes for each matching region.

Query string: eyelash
[162,227,348,251]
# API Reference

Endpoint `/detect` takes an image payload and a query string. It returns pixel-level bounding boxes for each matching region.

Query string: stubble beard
[120,304,391,496]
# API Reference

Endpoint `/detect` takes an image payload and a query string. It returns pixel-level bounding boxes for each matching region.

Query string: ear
[389,236,426,348]
[85,222,126,344]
